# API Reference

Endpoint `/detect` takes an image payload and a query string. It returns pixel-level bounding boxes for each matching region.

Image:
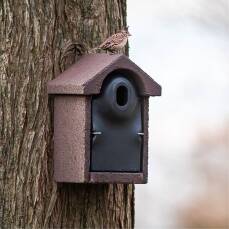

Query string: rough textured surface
[47,54,162,96]
[142,97,149,183]
[0,0,135,228]
[90,173,145,183]
[54,95,89,182]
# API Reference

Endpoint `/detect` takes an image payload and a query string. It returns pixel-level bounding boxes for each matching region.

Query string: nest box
[48,54,161,183]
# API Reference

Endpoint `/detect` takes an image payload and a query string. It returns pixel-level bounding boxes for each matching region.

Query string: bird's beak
[128,32,132,36]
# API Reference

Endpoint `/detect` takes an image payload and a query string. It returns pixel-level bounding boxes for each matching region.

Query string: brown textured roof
[47,54,161,96]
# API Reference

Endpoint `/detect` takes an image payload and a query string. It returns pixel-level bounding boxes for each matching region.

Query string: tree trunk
[0,1,134,228]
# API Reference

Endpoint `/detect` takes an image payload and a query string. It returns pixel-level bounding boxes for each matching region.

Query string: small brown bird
[95,28,131,53]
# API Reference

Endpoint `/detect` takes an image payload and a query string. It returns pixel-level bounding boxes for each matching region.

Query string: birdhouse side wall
[142,97,149,183]
[53,95,91,182]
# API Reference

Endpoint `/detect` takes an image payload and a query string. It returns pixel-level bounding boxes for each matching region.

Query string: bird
[93,28,131,54]
[60,28,131,61]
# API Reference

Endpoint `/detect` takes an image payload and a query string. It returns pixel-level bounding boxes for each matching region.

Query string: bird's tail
[88,46,102,53]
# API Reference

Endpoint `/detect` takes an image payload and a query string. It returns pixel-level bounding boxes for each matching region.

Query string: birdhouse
[47,54,161,183]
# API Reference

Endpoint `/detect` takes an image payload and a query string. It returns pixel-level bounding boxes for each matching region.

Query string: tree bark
[0,1,134,228]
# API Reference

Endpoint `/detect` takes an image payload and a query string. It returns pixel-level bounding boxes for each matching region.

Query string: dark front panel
[91,74,143,172]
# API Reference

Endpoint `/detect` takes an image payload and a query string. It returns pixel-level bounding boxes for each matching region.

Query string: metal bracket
[92,131,102,135]
[137,132,144,136]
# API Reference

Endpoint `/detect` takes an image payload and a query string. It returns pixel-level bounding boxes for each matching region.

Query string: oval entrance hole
[116,86,128,106]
